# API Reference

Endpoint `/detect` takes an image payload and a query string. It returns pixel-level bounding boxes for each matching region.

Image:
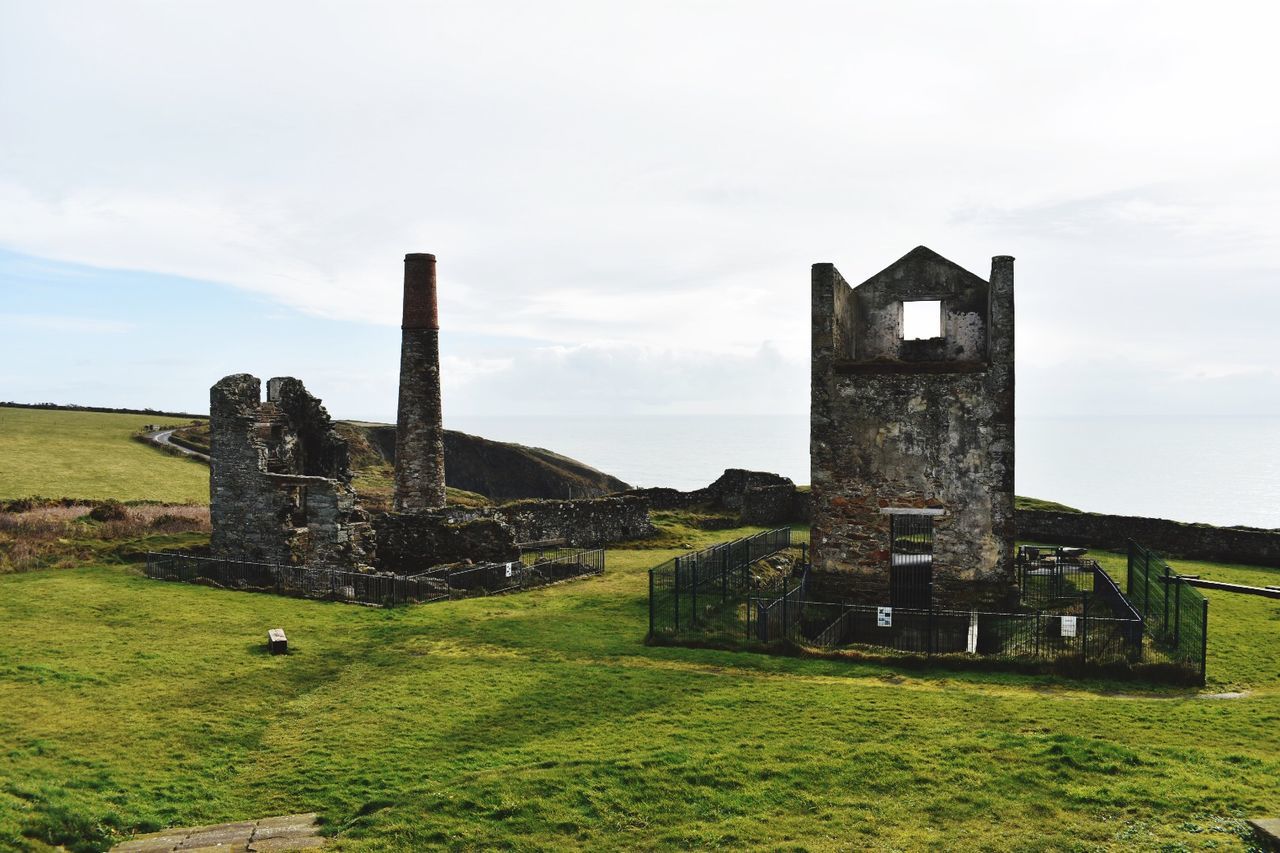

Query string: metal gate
[890,513,934,608]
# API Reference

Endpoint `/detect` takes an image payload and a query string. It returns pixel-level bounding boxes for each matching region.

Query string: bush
[88,501,129,522]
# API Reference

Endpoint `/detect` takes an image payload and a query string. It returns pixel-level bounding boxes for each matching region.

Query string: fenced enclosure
[648,534,1208,683]
[145,546,605,607]
[648,527,796,642]
[1128,539,1208,681]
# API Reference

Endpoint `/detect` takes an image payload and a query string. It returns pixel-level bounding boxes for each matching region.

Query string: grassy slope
[2,541,1278,851]
[0,408,208,504]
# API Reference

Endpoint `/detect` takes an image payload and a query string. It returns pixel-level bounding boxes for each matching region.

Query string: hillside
[347,422,629,501]
[0,405,628,506]
[0,407,209,504]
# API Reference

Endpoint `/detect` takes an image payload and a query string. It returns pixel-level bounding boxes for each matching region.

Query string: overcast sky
[2,0,1278,420]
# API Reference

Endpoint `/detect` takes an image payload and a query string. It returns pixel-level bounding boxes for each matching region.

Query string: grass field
[0,408,208,504]
[2,536,1278,851]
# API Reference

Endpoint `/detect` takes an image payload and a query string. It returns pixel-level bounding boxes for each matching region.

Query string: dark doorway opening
[890,513,934,608]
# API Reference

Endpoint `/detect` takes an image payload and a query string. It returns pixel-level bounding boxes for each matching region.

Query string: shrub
[88,501,129,522]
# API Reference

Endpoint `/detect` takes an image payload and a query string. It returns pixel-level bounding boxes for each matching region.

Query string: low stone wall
[498,495,654,547]
[373,513,519,574]
[1017,509,1280,568]
[740,485,797,525]
[620,469,809,524]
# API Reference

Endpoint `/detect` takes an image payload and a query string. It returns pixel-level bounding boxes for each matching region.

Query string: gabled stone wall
[811,247,1016,608]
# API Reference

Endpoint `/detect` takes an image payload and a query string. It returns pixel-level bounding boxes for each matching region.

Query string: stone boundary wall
[498,496,654,547]
[1017,509,1280,569]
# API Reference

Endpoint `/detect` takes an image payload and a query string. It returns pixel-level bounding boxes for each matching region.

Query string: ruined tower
[810,246,1015,609]
[393,252,447,512]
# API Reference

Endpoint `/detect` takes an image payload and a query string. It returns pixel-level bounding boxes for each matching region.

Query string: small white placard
[877,606,893,628]
[504,562,516,578]
[1060,616,1078,638]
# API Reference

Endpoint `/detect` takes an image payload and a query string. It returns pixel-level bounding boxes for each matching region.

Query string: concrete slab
[112,835,191,853]
[111,814,324,852]
[249,837,325,851]
[1248,818,1280,851]
[251,813,319,840]
[177,820,257,849]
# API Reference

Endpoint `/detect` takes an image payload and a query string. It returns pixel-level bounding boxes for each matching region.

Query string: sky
[2,0,1279,423]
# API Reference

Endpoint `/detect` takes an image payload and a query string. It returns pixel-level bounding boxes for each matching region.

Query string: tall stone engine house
[810,246,1015,608]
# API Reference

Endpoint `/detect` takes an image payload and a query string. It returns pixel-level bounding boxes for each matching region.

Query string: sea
[445,414,1280,530]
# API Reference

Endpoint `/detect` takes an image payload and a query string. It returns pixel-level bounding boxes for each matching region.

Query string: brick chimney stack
[393,253,447,512]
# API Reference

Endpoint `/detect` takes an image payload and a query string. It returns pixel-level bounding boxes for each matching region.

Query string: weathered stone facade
[811,247,1015,607]
[209,374,374,568]
[393,253,447,512]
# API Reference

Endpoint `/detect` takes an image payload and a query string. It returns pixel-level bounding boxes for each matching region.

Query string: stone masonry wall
[811,248,1016,608]
[497,496,655,547]
[1017,509,1280,568]
[393,253,447,512]
[372,512,520,574]
[209,374,373,568]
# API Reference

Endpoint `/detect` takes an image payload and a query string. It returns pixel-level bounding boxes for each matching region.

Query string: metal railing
[648,527,795,641]
[145,547,605,607]
[1128,540,1208,682]
[647,537,1207,683]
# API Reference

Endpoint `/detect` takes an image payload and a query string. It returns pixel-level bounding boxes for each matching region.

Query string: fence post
[781,577,789,642]
[1126,540,1134,597]
[1199,597,1209,685]
[1162,561,1170,639]
[1035,610,1041,659]
[648,569,654,637]
[1173,578,1182,648]
[673,556,680,633]
[1081,595,1090,664]
[690,554,698,625]
[721,547,728,602]
[1146,548,1157,614]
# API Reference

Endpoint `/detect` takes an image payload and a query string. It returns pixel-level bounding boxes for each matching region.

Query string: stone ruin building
[209,253,654,574]
[810,246,1015,608]
[209,375,374,568]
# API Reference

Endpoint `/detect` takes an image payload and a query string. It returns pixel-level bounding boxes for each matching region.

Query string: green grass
[2,537,1278,851]
[1016,496,1082,513]
[0,408,208,504]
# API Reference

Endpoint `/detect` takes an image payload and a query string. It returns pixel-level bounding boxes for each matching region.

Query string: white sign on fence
[1060,616,1078,638]
[877,606,893,628]
[504,562,516,578]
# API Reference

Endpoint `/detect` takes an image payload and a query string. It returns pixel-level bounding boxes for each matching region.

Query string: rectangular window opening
[902,300,942,340]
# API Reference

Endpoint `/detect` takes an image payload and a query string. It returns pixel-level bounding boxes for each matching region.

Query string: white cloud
[1,1,1279,415]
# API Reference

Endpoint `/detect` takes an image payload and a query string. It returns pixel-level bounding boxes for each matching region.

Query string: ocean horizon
[444,413,1280,530]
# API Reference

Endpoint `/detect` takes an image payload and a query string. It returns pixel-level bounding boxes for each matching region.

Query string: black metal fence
[145,547,605,607]
[1128,540,1208,681]
[648,536,1208,683]
[648,527,795,642]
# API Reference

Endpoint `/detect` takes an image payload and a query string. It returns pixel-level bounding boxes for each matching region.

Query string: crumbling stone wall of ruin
[372,513,520,574]
[496,495,655,547]
[810,247,1015,608]
[209,374,373,568]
